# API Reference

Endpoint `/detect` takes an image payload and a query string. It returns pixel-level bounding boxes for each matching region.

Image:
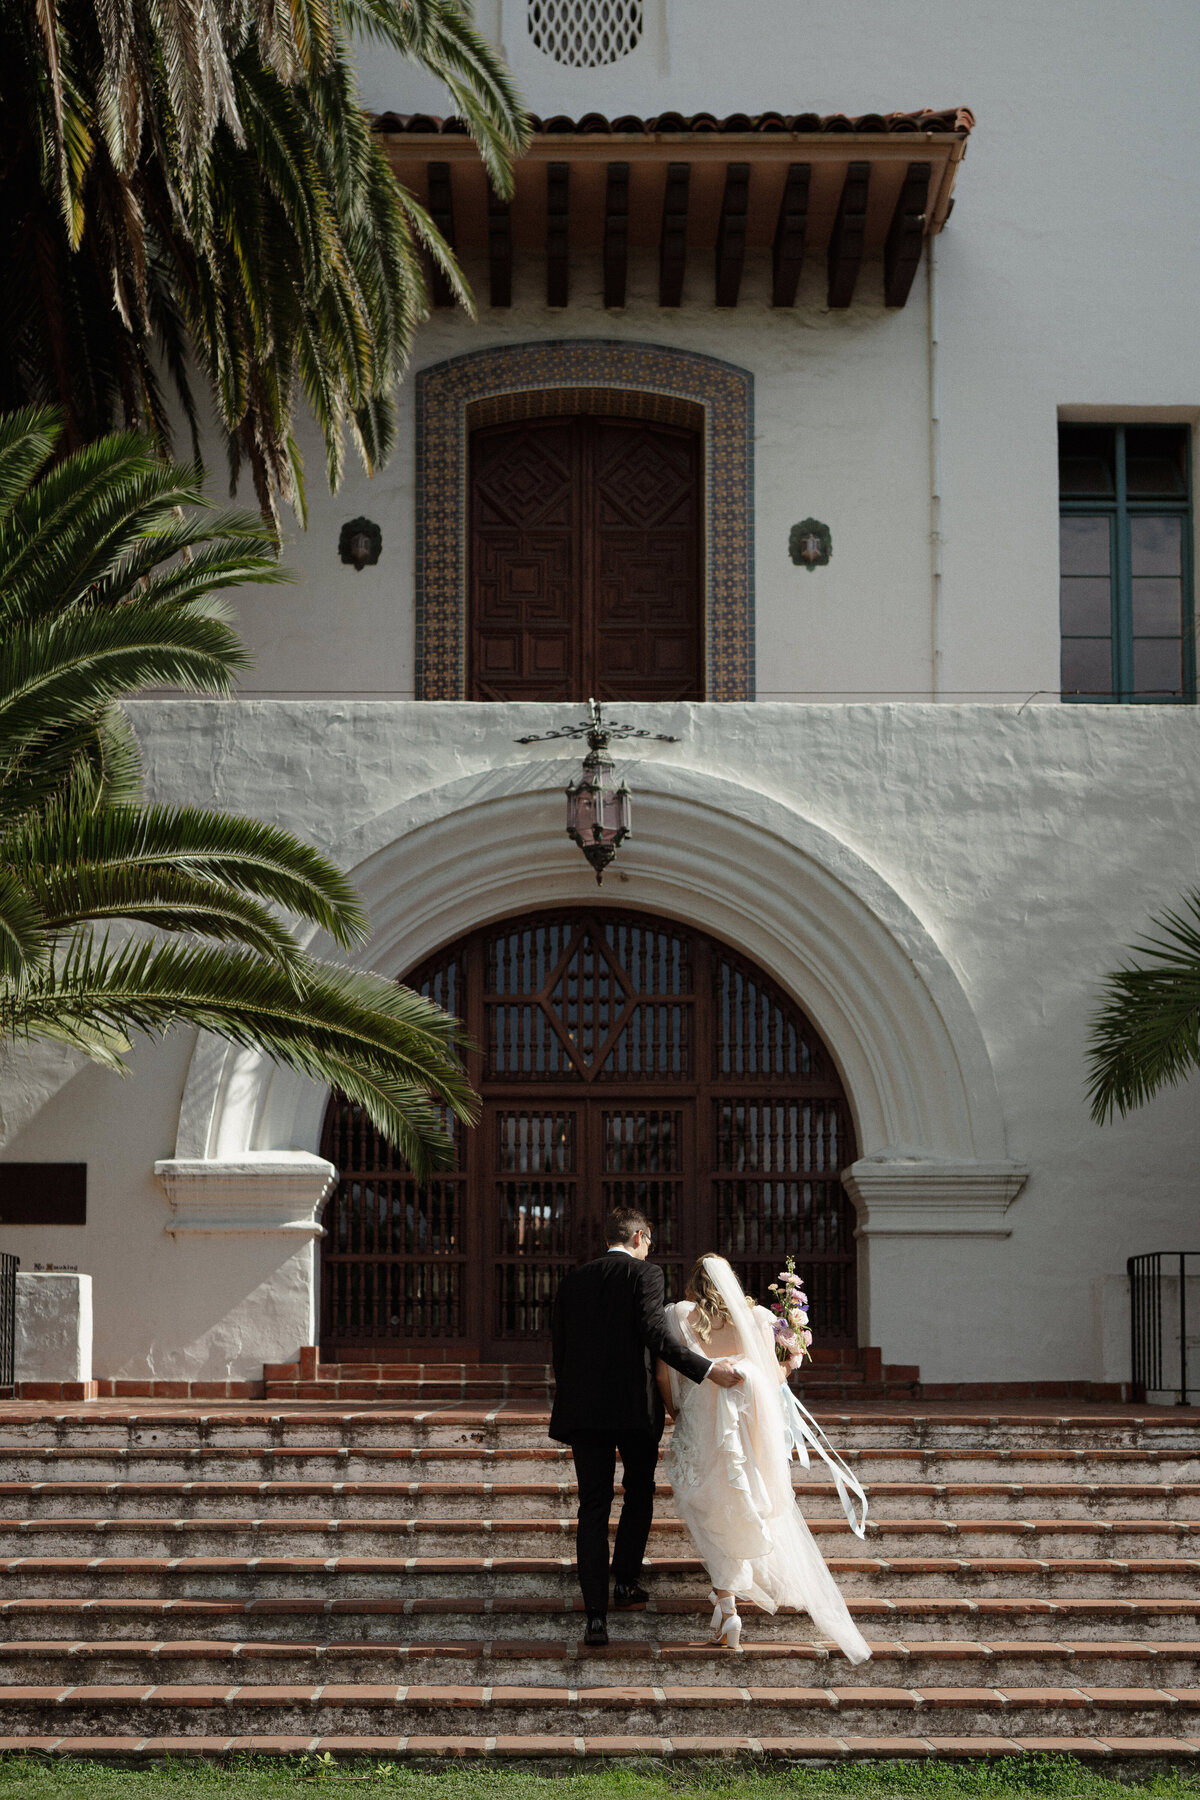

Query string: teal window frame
[1059,423,1195,704]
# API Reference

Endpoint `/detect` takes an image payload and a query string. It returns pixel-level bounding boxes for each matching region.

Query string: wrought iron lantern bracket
[517,699,679,885]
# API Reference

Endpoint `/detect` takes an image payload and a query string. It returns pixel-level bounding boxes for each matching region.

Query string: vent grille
[528,0,643,66]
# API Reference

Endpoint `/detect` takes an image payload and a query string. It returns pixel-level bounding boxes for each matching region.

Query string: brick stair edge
[257,1348,1127,1404]
[0,1734,1199,1764]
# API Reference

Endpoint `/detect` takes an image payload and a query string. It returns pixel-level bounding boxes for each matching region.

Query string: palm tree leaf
[0,407,62,522]
[0,604,248,760]
[0,865,49,980]
[8,794,369,947]
[1087,890,1200,1121]
[4,935,477,1178]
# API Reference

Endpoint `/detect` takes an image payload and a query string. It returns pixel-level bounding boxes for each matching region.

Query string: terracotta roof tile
[372,107,974,139]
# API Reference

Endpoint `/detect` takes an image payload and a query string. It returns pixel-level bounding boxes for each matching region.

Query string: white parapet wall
[15,1272,92,1384]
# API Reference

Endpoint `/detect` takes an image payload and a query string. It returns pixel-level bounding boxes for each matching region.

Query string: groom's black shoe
[612,1582,649,1610]
[583,1615,609,1646]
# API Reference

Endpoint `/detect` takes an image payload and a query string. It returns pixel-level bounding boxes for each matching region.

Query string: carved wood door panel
[468,414,703,701]
[318,910,858,1362]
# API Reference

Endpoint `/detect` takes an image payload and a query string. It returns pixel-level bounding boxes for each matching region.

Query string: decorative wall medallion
[339,517,382,571]
[415,340,755,700]
[789,518,832,571]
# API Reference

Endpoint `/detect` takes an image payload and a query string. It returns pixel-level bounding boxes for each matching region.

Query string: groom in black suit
[549,1206,743,1646]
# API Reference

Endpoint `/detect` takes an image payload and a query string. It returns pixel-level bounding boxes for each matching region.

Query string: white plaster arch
[175,758,1012,1172]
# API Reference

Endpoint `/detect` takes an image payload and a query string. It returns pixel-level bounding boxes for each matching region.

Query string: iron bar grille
[1128,1251,1199,1404]
[0,1253,18,1391]
[320,909,859,1357]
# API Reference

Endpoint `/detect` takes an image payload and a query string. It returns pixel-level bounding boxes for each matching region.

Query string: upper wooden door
[468,413,704,701]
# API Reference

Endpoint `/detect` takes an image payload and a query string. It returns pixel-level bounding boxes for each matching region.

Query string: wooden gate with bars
[319,909,858,1362]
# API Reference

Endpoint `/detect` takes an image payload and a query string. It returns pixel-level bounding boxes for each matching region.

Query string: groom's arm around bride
[548,1206,742,1643]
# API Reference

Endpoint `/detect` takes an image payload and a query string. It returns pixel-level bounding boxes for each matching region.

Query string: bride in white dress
[655,1254,872,1663]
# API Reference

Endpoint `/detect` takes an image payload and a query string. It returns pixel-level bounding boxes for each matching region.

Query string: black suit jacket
[549,1250,712,1443]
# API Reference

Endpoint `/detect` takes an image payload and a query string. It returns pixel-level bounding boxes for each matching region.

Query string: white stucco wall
[3,7,1197,1383]
[214,0,1200,707]
[1,700,1195,1384]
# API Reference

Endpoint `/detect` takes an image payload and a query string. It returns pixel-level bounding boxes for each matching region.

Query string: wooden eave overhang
[373,107,973,310]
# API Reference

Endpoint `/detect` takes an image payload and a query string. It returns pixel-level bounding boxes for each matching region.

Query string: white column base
[149,1153,337,1377]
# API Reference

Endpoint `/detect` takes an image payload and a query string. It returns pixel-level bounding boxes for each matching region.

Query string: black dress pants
[570,1429,660,1617]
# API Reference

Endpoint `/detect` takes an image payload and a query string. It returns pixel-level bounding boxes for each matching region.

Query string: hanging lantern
[517,698,677,885]
[566,739,632,884]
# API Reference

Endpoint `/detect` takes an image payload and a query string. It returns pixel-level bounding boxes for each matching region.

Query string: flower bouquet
[767,1255,813,1374]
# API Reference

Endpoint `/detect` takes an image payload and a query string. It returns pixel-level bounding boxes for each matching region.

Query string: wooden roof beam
[659,162,690,307]
[547,162,570,308]
[714,162,750,308]
[487,190,512,308]
[827,160,870,308]
[771,162,810,308]
[426,162,456,307]
[603,161,629,309]
[884,160,932,306]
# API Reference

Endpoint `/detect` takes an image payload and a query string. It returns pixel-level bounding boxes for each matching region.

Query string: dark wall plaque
[0,1164,87,1225]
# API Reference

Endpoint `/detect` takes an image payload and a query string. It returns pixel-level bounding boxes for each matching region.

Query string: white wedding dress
[663,1293,872,1665]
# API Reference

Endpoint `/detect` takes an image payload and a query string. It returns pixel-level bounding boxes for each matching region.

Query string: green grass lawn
[0,1757,1197,1800]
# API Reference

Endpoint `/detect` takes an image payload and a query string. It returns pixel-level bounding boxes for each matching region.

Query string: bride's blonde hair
[684,1255,753,1342]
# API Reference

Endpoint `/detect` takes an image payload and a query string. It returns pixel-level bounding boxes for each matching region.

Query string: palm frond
[4,935,477,1178]
[7,795,369,947]
[1087,892,1200,1122]
[0,603,248,760]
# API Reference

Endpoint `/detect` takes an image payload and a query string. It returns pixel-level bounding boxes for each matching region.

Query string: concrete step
[262,1381,924,1404]
[3,1593,1195,1642]
[4,1636,1199,1690]
[1,1553,1195,1600]
[5,1731,1196,1764]
[0,1679,1197,1739]
[1,1515,1195,1561]
[4,1732,1198,1765]
[4,1444,1197,1485]
[0,1408,1194,1455]
[7,1478,1195,1520]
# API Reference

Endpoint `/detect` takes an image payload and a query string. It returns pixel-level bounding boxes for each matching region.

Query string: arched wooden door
[319,910,858,1363]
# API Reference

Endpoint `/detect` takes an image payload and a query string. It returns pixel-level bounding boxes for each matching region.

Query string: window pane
[1133,636,1183,697]
[1060,516,1111,576]
[1130,514,1182,576]
[1131,577,1182,635]
[1058,426,1115,496]
[1059,576,1111,635]
[1062,638,1113,696]
[1125,426,1188,497]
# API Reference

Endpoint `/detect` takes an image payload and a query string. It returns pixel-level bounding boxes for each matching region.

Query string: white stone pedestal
[15,1272,93,1384]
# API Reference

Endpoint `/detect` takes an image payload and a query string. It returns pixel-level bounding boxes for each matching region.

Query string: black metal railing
[1128,1251,1200,1405]
[0,1253,18,1392]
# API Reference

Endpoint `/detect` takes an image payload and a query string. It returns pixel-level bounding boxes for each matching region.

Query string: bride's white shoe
[708,1590,743,1651]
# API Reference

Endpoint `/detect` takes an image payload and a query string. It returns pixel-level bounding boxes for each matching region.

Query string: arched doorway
[319,907,858,1363]
[468,412,704,702]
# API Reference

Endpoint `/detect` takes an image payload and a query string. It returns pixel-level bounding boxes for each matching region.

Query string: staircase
[263,1349,922,1404]
[0,1380,1196,1765]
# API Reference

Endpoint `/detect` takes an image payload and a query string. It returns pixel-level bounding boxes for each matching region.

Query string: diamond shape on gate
[546,928,630,1070]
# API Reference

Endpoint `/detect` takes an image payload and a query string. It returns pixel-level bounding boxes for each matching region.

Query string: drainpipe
[927,230,943,699]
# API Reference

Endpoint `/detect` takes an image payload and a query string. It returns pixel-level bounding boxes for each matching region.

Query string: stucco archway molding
[170,761,1026,1252]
